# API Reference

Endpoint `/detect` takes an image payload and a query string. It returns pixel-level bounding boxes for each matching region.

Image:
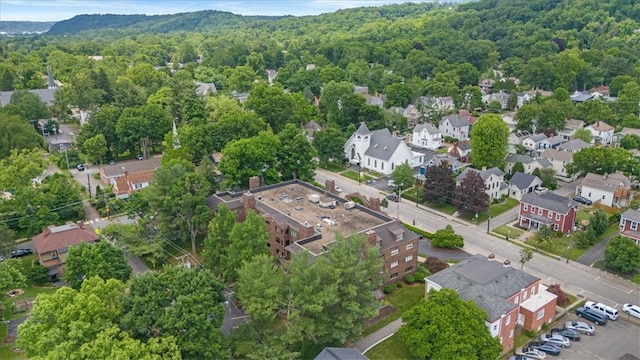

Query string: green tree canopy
[391,162,415,193]
[219,130,280,188]
[604,236,640,274]
[63,241,132,289]
[0,258,27,290]
[276,123,318,182]
[313,125,347,165]
[399,288,502,360]
[470,114,509,169]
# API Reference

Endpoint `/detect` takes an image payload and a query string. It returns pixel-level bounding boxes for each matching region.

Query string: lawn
[366,333,419,360]
[322,162,347,173]
[2,286,58,321]
[493,225,524,239]
[362,284,424,336]
[341,170,375,183]
[524,234,588,261]
[461,198,520,223]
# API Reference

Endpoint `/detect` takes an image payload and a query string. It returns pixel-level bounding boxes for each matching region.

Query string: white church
[344,123,424,175]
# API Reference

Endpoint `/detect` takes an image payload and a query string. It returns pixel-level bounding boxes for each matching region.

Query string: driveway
[7,315,28,340]
[418,239,473,261]
[577,235,612,266]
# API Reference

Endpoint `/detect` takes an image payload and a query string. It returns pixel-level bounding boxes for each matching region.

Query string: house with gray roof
[613,127,640,145]
[541,149,576,181]
[345,123,423,175]
[518,192,578,233]
[569,91,594,103]
[411,123,442,150]
[619,209,640,246]
[558,118,585,140]
[509,172,542,200]
[484,90,510,110]
[195,82,217,96]
[538,135,565,152]
[315,347,368,360]
[556,139,591,153]
[505,154,551,175]
[303,120,322,142]
[456,167,507,200]
[522,133,548,152]
[425,254,558,352]
[0,88,58,107]
[439,114,471,141]
[508,130,531,145]
[576,172,632,208]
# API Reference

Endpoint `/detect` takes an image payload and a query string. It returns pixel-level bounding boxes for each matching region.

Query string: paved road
[316,169,639,309]
[418,239,473,261]
[352,318,402,354]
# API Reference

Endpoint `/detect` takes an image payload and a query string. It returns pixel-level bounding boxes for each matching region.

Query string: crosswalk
[84,217,107,225]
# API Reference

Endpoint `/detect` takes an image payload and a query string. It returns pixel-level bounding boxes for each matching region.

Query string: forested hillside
[0,21,55,34]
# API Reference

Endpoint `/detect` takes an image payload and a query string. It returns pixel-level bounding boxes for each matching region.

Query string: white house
[484,91,510,109]
[412,123,442,150]
[576,172,632,208]
[585,121,614,145]
[508,131,531,145]
[435,96,455,111]
[456,167,507,200]
[522,133,548,152]
[613,127,640,145]
[509,172,543,200]
[439,114,471,141]
[556,139,591,153]
[541,149,576,181]
[505,154,552,175]
[345,123,422,175]
[558,119,585,140]
[538,135,565,151]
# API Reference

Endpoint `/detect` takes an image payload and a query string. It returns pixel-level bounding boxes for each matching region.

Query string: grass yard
[341,170,375,183]
[425,201,457,215]
[363,284,424,336]
[366,333,419,360]
[489,198,520,217]
[493,225,525,239]
[322,162,347,173]
[524,235,588,261]
[2,286,58,321]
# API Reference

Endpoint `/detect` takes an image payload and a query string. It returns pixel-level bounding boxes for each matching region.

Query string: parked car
[108,159,116,165]
[514,347,547,360]
[550,328,580,341]
[528,341,561,356]
[334,186,343,193]
[622,303,640,319]
[572,196,592,205]
[564,321,596,335]
[508,356,537,360]
[136,154,144,160]
[386,193,399,202]
[540,333,571,348]
[10,248,33,258]
[584,301,619,320]
[76,163,85,171]
[577,306,608,325]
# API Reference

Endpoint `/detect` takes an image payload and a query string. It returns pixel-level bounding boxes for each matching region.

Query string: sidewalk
[351,318,403,354]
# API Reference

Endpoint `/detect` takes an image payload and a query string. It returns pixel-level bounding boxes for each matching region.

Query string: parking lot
[554,314,640,359]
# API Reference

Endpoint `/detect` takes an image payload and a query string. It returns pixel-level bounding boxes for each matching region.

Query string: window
[531,206,536,213]
[602,195,605,200]
[374,160,377,168]
[134,183,143,189]
[391,249,399,256]
[390,273,398,279]
[405,266,413,273]
[548,211,553,219]
[514,295,519,304]
[588,192,592,197]
[390,261,398,268]
[405,255,413,262]
[537,309,545,320]
[538,207,543,215]
[633,222,638,231]
[509,329,514,338]
[530,288,535,297]
[556,213,561,221]
[523,204,528,211]
[381,163,384,170]
[505,314,511,325]
[554,224,559,231]
[406,243,414,251]
[493,324,498,331]
[367,158,370,166]
[290,229,297,239]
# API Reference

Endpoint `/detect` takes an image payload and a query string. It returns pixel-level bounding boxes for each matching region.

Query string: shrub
[524,330,536,338]
[27,263,50,285]
[547,284,570,307]
[604,236,640,273]
[396,282,403,288]
[431,225,464,248]
[413,267,431,282]
[423,257,449,274]
[541,322,550,331]
[383,284,395,294]
[404,274,415,284]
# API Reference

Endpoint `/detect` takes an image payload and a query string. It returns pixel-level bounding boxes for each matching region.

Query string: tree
[620,134,640,150]
[537,224,553,250]
[83,134,108,165]
[511,161,525,175]
[431,225,463,248]
[202,203,237,276]
[116,104,172,158]
[384,82,412,108]
[63,241,132,289]
[470,114,509,169]
[604,236,640,274]
[391,162,415,195]
[519,248,533,270]
[547,284,570,307]
[423,162,455,204]
[0,259,26,290]
[9,90,50,121]
[514,103,540,133]
[219,131,280,188]
[539,168,558,190]
[313,125,347,165]
[18,276,180,359]
[0,113,43,159]
[399,288,502,360]
[120,266,227,359]
[227,65,256,92]
[575,227,597,249]
[568,147,635,177]
[100,223,168,268]
[454,171,490,217]
[210,110,267,151]
[590,210,608,237]
[224,210,270,282]
[423,257,449,274]
[0,222,16,258]
[572,128,592,143]
[245,82,315,133]
[276,123,318,182]
[236,254,286,323]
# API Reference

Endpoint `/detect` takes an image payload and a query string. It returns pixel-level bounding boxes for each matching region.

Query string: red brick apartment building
[619,208,640,246]
[425,254,558,352]
[206,179,419,285]
[518,192,578,234]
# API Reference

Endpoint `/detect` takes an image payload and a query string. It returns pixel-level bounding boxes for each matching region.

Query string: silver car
[622,304,640,319]
[540,333,571,348]
[564,321,595,336]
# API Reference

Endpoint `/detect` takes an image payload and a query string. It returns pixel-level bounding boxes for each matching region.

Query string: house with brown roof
[99,157,162,199]
[576,172,632,208]
[32,222,99,279]
[585,121,614,145]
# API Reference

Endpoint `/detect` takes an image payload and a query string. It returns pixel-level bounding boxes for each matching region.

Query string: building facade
[619,209,640,246]
[518,192,578,234]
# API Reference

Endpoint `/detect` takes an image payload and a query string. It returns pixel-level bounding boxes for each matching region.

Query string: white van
[585,301,619,321]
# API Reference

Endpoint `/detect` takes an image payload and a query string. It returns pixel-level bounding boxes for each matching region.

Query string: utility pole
[87,167,92,197]
[487,215,491,233]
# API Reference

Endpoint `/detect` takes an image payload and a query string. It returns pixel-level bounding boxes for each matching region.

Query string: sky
[0,0,427,22]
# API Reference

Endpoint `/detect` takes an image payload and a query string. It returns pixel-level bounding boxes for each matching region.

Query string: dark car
[10,248,33,258]
[572,196,592,205]
[550,328,580,341]
[76,163,85,171]
[528,341,561,356]
[577,306,608,325]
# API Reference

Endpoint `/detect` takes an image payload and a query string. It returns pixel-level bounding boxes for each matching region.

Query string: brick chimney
[503,259,511,267]
[364,230,378,247]
[488,253,496,261]
[325,179,336,194]
[249,176,261,190]
[242,192,256,210]
[369,196,381,212]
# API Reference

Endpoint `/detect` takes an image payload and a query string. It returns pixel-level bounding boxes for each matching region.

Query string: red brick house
[619,209,640,246]
[425,254,558,352]
[31,222,99,279]
[518,192,578,234]
[206,179,419,285]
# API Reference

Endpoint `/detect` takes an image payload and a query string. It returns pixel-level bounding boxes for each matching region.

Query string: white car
[564,321,595,335]
[622,304,640,319]
[540,333,571,348]
[514,347,547,360]
[334,186,343,193]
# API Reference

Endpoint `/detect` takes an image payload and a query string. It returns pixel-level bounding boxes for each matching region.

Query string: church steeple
[172,121,180,149]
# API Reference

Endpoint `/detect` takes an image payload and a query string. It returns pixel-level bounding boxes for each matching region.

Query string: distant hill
[46,11,289,35]
[0,21,56,35]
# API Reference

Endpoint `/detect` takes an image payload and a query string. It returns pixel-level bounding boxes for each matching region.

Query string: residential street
[315,169,639,309]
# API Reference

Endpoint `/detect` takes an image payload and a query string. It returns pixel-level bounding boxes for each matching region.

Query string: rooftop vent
[503,259,511,267]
